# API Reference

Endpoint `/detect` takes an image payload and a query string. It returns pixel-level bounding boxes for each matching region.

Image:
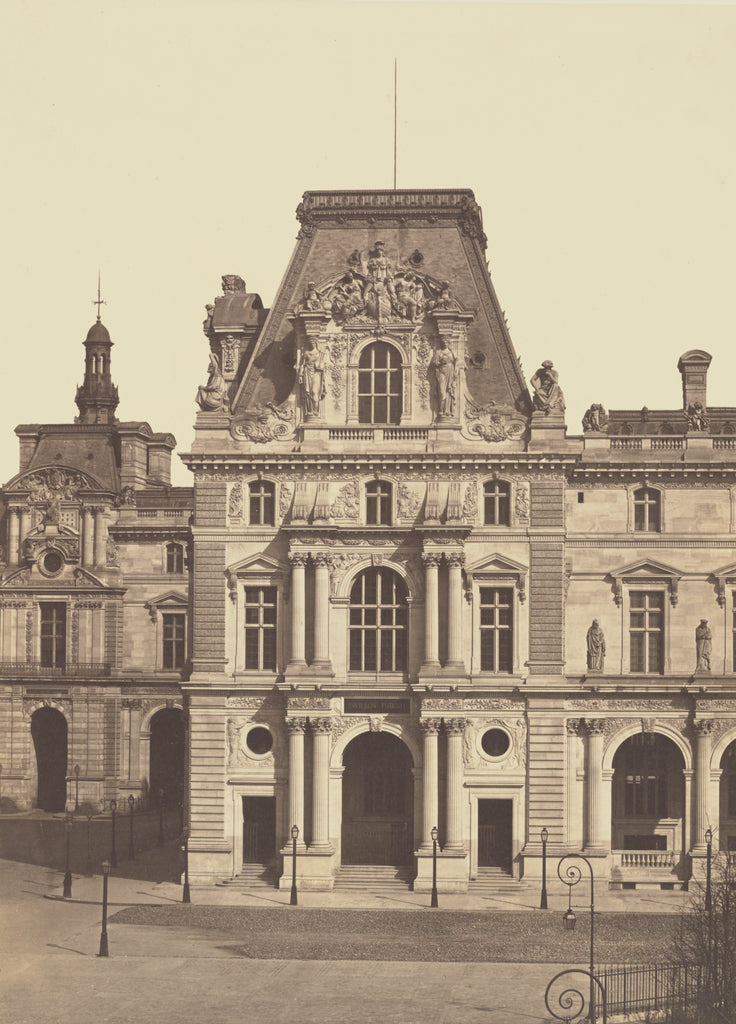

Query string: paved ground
[0,842,694,1024]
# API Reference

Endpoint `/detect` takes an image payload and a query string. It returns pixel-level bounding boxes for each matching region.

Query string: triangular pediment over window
[711,562,736,607]
[466,553,528,603]
[608,559,684,607]
[226,553,285,576]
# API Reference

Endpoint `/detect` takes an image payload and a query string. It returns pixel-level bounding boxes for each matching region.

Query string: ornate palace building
[182,188,736,892]
[5,188,736,895]
[0,315,190,816]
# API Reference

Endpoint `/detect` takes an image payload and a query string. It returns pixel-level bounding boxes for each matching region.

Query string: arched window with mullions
[358,342,402,424]
[349,568,407,672]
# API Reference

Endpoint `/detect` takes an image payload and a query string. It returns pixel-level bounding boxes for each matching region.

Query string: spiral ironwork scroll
[545,969,607,1024]
[558,853,585,890]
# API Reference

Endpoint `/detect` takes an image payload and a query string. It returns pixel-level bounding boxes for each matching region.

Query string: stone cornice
[181,452,577,474]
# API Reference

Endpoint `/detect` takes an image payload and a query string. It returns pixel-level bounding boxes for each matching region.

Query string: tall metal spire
[92,270,106,322]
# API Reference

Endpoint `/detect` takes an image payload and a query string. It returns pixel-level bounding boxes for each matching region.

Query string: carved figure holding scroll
[531,360,565,415]
[696,619,712,671]
[196,352,228,412]
[586,620,606,671]
[431,337,457,418]
[297,339,326,418]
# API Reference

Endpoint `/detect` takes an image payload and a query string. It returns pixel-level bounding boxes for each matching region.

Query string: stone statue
[395,273,423,322]
[586,620,606,671]
[296,339,326,418]
[531,360,565,415]
[222,275,246,294]
[298,281,330,313]
[227,719,242,766]
[686,402,709,432]
[696,619,712,671]
[432,280,456,310]
[331,271,364,321]
[202,303,214,335]
[363,240,397,320]
[431,338,457,418]
[196,352,228,413]
[582,404,609,432]
[42,491,63,527]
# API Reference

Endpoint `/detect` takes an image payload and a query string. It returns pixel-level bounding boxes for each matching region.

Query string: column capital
[445,717,467,735]
[289,552,308,568]
[419,718,441,735]
[313,553,331,569]
[585,719,606,736]
[422,552,442,568]
[446,551,465,568]
[311,717,333,734]
[694,719,714,738]
[286,717,308,734]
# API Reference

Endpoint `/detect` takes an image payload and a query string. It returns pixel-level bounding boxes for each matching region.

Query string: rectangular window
[624,774,667,817]
[244,587,277,671]
[248,482,275,526]
[629,591,664,673]
[162,613,186,669]
[40,602,66,668]
[479,587,513,672]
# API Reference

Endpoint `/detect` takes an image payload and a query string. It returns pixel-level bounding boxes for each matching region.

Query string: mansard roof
[229,188,531,417]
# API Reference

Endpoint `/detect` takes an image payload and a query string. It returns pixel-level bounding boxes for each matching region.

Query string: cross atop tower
[92,271,106,322]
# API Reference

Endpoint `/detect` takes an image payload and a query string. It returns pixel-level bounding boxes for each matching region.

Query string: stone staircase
[470,867,529,894]
[334,864,414,890]
[217,861,279,889]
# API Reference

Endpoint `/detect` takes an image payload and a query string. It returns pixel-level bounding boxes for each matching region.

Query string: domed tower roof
[75,308,119,425]
[84,320,112,345]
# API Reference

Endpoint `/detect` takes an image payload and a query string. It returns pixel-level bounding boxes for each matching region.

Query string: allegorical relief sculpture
[195,352,228,413]
[586,620,606,671]
[695,619,712,671]
[582,404,609,432]
[531,360,565,416]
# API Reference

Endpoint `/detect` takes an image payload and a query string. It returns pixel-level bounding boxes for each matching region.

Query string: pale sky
[2,1,736,486]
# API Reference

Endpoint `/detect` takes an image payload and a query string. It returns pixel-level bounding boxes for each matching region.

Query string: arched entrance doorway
[149,708,185,807]
[611,733,685,853]
[341,732,414,865]
[31,707,67,812]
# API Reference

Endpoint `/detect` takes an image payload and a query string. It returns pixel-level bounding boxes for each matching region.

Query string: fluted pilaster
[288,554,307,666]
[420,719,440,847]
[446,552,465,670]
[313,554,331,669]
[584,719,606,851]
[693,720,713,850]
[445,718,466,850]
[311,717,333,849]
[287,717,307,846]
[422,553,440,667]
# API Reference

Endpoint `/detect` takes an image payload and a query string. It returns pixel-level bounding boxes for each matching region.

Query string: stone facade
[0,316,190,814]
[179,189,736,892]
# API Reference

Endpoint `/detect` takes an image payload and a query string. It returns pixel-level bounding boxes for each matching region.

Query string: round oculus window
[40,550,64,576]
[246,726,273,756]
[481,728,511,758]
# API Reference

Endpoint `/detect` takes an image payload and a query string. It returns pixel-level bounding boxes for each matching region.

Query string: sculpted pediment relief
[7,466,102,498]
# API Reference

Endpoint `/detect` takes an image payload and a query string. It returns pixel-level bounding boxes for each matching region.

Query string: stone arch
[331,719,419,769]
[603,721,692,773]
[140,703,185,806]
[30,705,68,811]
[710,725,736,770]
[335,558,418,603]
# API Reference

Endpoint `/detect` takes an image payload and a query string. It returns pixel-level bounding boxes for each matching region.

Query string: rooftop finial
[92,270,106,322]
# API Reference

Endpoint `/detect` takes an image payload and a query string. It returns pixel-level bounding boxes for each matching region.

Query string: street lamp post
[127,794,135,860]
[540,827,549,910]
[158,788,165,847]
[705,827,713,914]
[98,860,110,957]
[558,854,597,1023]
[85,812,94,876]
[74,764,80,813]
[109,799,117,868]
[181,832,191,903]
[430,825,439,908]
[63,812,73,898]
[290,825,299,906]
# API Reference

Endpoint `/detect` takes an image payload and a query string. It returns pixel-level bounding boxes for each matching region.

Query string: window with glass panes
[162,613,186,669]
[366,481,391,525]
[483,481,511,526]
[40,602,66,668]
[358,342,402,424]
[724,741,736,817]
[633,487,661,532]
[244,587,277,671]
[479,587,513,672]
[349,568,407,672]
[249,481,275,526]
[166,543,184,574]
[629,591,664,673]
[619,734,668,817]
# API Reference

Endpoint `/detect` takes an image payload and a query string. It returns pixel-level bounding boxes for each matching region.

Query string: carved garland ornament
[231,403,295,443]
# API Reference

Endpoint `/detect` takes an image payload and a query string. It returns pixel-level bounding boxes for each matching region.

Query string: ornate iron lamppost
[556,853,599,1023]
[181,831,191,903]
[290,824,299,906]
[85,811,94,876]
[98,860,110,957]
[127,794,135,860]
[430,825,439,908]
[158,788,165,847]
[63,812,74,898]
[540,827,549,909]
[705,827,713,913]
[74,764,80,812]
[109,799,117,868]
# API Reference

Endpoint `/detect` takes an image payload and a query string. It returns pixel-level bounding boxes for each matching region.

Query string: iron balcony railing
[0,661,112,677]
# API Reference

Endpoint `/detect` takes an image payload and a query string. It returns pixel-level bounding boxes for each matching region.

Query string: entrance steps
[470,867,529,894]
[334,864,414,890]
[218,862,279,889]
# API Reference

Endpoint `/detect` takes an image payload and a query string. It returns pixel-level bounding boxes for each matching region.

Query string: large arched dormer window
[349,567,407,672]
[358,342,402,425]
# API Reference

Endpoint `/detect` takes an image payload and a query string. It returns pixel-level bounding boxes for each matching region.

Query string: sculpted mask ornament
[531,360,565,415]
[196,352,228,413]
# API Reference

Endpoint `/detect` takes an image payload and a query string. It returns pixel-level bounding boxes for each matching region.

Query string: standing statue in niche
[196,352,228,412]
[696,619,712,671]
[586,620,606,671]
[296,339,327,418]
[431,337,457,418]
[531,360,565,415]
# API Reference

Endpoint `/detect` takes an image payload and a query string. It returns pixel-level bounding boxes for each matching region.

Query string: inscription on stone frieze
[344,699,410,715]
